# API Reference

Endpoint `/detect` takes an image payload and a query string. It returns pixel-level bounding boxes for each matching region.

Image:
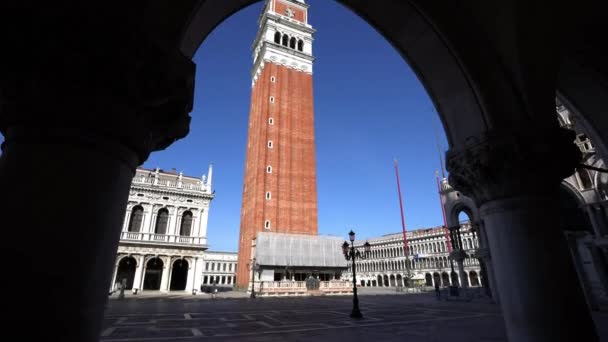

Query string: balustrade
[119,231,203,245]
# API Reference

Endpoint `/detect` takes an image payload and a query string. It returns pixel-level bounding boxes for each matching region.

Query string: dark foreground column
[0,5,194,339]
[447,130,598,342]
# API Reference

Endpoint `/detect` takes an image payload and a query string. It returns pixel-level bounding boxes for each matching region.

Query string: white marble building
[343,225,482,288]
[201,251,238,287]
[110,165,215,293]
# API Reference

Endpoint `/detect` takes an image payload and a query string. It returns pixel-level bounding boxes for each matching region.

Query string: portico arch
[425,273,432,286]
[115,256,136,290]
[1,1,603,341]
[143,257,164,290]
[469,271,480,287]
[169,259,189,291]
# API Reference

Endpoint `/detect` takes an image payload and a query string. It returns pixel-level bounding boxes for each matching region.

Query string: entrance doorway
[143,257,164,290]
[170,259,189,291]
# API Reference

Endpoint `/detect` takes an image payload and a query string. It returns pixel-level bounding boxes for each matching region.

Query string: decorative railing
[120,231,205,245]
[257,280,353,293]
[131,177,209,192]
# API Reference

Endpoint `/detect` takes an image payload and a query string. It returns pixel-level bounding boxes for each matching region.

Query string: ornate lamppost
[250,258,260,299]
[342,230,371,319]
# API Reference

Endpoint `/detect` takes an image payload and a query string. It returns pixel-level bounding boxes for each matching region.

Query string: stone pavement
[102,290,608,341]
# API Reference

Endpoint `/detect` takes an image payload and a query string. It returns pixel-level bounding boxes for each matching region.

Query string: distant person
[435,281,440,300]
[118,278,127,299]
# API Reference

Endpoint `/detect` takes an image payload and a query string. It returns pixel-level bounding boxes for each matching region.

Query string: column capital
[0,27,194,166]
[446,128,581,206]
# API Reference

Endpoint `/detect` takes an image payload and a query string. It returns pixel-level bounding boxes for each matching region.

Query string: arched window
[274,31,281,44]
[179,211,193,236]
[128,206,144,232]
[290,37,296,49]
[297,39,304,51]
[155,208,169,234]
[282,34,289,46]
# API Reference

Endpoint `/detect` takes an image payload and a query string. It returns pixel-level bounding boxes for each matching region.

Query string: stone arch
[169,258,189,291]
[274,31,281,44]
[469,270,480,287]
[154,208,169,234]
[180,1,499,153]
[289,36,296,49]
[441,272,450,286]
[297,39,304,51]
[128,205,144,232]
[115,256,136,290]
[433,272,441,286]
[425,273,433,286]
[282,34,288,46]
[389,274,396,286]
[143,257,164,290]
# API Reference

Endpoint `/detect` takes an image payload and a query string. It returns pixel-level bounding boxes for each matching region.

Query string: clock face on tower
[286,8,295,18]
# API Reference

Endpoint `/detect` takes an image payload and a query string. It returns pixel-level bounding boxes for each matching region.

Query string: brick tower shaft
[236,0,317,287]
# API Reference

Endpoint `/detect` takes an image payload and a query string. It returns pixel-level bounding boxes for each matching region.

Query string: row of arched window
[128,206,194,236]
[367,236,478,259]
[274,32,304,51]
[352,256,479,273]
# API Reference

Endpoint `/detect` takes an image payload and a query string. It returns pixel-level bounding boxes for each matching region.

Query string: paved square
[102,290,608,341]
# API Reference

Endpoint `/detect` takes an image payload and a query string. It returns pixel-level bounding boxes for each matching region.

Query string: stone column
[587,242,608,298]
[159,256,171,292]
[450,249,468,288]
[585,204,608,238]
[109,258,120,293]
[447,129,598,341]
[132,255,146,292]
[565,232,599,310]
[193,257,204,292]
[475,248,500,303]
[186,258,196,292]
[0,9,194,339]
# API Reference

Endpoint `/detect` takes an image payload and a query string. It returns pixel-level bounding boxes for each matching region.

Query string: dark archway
[425,273,432,286]
[143,258,164,290]
[115,257,136,290]
[377,275,382,287]
[383,275,389,287]
[179,211,193,236]
[451,271,459,287]
[396,274,403,286]
[154,208,169,235]
[289,36,296,49]
[170,259,189,291]
[433,272,441,287]
[128,206,144,232]
[469,271,480,287]
[389,274,396,286]
[274,31,281,44]
[297,39,303,51]
[441,272,450,286]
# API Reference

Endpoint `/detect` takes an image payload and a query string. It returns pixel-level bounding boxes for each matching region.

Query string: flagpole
[394,159,411,284]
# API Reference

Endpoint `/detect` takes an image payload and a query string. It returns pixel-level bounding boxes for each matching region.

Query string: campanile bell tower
[236,0,317,287]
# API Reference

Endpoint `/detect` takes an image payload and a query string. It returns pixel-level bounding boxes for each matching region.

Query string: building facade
[110,165,215,293]
[343,225,482,288]
[237,0,319,287]
[201,251,238,287]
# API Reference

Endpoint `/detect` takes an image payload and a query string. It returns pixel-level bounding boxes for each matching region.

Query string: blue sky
[0,0,450,251]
